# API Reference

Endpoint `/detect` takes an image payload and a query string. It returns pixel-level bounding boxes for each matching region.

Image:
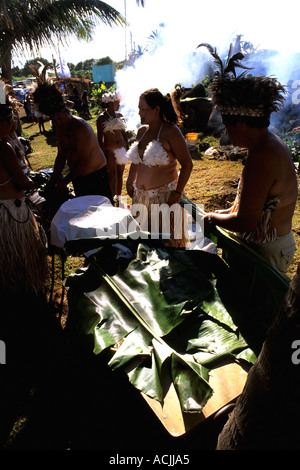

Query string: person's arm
[118,113,129,150]
[126,127,146,197]
[46,147,66,189]
[167,126,193,205]
[122,128,129,150]
[3,144,34,190]
[96,115,105,150]
[126,163,138,198]
[204,149,274,232]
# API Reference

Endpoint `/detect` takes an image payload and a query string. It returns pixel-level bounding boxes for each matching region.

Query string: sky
[17,0,300,67]
[15,0,300,130]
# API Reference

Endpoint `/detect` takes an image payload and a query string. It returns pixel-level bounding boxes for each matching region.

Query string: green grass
[22,113,300,283]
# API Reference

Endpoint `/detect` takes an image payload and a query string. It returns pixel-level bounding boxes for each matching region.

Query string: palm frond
[0,0,126,57]
[198,42,251,78]
[225,52,252,77]
[197,43,224,76]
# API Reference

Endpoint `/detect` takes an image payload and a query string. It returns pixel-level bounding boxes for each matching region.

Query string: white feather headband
[102,91,119,103]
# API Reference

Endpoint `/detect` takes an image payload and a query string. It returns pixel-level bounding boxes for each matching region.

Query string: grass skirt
[0,198,48,295]
[132,180,190,248]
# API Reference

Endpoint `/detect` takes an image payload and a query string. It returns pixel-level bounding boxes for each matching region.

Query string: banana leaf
[67,243,255,413]
[181,195,290,353]
[65,194,290,414]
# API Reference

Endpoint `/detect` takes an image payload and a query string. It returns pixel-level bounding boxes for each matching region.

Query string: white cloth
[50,195,139,249]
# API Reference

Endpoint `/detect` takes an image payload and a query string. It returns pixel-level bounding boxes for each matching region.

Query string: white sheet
[50,196,139,249]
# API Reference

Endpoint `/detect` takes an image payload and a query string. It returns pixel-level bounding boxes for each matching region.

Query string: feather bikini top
[127,123,170,167]
[102,112,126,133]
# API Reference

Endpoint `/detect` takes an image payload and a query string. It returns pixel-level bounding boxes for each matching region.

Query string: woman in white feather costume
[126,88,193,247]
[97,92,129,201]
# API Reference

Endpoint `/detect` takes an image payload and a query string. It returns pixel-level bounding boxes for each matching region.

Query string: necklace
[106,110,115,120]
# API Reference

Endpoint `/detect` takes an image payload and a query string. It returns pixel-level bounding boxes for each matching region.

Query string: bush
[90,82,116,109]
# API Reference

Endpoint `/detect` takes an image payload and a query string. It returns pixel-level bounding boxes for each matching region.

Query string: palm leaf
[0,0,126,59]
[225,52,252,77]
[197,42,224,76]
[197,42,251,78]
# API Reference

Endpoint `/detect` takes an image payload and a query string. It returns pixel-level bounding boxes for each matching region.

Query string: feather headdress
[102,91,119,103]
[29,61,53,85]
[32,82,66,117]
[209,74,286,117]
[198,42,286,117]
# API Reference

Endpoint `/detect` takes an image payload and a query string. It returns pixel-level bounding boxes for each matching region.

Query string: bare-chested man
[204,74,298,273]
[0,103,47,294]
[32,83,113,203]
[97,92,129,199]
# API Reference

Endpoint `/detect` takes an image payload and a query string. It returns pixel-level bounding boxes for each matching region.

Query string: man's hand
[55,180,69,193]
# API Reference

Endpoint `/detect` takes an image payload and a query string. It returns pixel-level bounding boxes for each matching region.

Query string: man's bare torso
[56,114,107,177]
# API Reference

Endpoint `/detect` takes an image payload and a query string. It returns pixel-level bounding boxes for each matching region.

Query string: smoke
[115,0,300,133]
[116,26,218,131]
[116,47,210,130]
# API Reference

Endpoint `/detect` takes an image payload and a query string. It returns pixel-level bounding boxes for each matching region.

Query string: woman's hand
[168,190,182,206]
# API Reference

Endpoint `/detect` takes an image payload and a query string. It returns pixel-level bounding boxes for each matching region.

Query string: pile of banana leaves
[65,203,290,412]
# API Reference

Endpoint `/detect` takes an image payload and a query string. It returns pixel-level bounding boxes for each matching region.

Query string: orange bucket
[186,133,198,149]
[186,133,198,140]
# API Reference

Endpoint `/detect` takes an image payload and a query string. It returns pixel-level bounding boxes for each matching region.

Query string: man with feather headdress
[96,91,129,201]
[201,43,298,273]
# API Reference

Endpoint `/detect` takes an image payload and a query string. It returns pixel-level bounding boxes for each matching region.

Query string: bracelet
[208,214,215,226]
[173,190,182,196]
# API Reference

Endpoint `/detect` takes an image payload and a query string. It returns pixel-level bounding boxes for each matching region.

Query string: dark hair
[221,113,270,129]
[141,88,178,124]
[0,104,13,120]
[33,83,66,117]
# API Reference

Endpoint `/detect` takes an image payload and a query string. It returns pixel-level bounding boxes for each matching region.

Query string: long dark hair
[140,88,178,124]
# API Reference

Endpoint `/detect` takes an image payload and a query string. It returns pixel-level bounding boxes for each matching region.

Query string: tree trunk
[0,45,12,83]
[217,264,300,450]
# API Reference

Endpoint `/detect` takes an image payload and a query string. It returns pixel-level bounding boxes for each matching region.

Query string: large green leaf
[189,319,250,368]
[67,243,254,412]
[171,353,212,412]
[108,326,152,371]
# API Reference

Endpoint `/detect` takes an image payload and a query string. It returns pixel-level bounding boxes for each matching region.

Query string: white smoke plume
[115,0,300,132]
